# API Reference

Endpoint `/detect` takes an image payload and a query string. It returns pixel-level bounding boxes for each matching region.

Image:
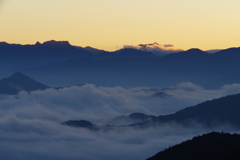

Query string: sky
[0,0,240,51]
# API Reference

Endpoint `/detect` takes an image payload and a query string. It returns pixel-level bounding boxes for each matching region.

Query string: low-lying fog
[1,82,240,160]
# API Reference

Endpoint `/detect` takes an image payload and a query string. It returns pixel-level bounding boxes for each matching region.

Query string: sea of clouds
[1,82,240,160]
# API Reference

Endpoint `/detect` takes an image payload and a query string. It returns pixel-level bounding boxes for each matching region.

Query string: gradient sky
[0,0,240,51]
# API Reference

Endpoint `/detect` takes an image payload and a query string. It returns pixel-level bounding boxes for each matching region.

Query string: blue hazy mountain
[150,92,240,128]
[0,40,91,76]
[0,72,49,95]
[147,132,240,160]
[2,40,240,88]
[20,46,240,88]
[63,92,240,130]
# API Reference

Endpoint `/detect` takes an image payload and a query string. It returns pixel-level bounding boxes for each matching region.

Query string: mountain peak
[35,41,41,45]
[0,72,49,95]
[186,48,204,52]
[181,48,207,56]
[8,72,28,79]
[42,40,72,47]
[0,42,9,45]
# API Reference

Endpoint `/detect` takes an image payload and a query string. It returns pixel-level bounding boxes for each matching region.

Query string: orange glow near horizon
[0,0,240,51]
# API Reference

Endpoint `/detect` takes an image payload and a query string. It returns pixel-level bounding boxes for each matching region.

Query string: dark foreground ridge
[0,72,50,95]
[147,132,240,160]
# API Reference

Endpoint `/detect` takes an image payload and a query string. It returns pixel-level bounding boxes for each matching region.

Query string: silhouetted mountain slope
[164,48,208,58]
[155,93,240,127]
[147,132,240,160]
[108,113,157,126]
[61,93,240,132]
[216,47,240,56]
[63,92,240,131]
[0,72,49,95]
[83,46,109,55]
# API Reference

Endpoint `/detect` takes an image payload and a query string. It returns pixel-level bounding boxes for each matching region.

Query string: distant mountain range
[1,40,240,88]
[0,40,157,74]
[21,46,240,88]
[147,132,240,160]
[0,40,88,73]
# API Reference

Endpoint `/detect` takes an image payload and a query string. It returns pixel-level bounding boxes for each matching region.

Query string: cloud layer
[1,82,240,159]
[124,42,184,57]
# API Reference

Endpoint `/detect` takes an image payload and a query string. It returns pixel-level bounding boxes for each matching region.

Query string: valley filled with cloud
[0,82,240,160]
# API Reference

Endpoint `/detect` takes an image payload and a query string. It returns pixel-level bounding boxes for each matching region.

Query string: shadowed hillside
[62,93,240,130]
[147,132,240,160]
[156,93,240,128]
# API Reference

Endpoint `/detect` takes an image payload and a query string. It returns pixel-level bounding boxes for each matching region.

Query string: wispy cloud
[124,42,184,57]
[205,49,222,53]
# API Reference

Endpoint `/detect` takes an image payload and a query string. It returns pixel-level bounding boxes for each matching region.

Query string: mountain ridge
[20,45,240,88]
[147,132,240,160]
[155,93,240,127]
[2,40,240,88]
[0,40,161,78]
